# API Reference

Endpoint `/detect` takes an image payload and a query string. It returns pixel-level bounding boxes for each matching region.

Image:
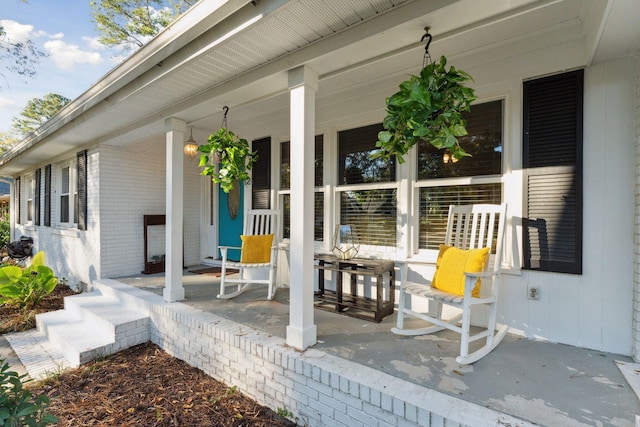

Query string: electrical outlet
[528,285,539,300]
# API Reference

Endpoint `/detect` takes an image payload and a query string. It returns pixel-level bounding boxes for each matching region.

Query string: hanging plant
[198,128,258,193]
[373,55,476,164]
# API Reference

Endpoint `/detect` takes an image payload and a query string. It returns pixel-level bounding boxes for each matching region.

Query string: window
[337,124,396,247]
[280,135,324,240]
[523,70,583,274]
[417,100,504,250]
[25,175,35,223]
[59,160,77,226]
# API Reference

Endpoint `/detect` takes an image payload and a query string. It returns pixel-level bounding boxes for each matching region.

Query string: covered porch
[115,268,640,426]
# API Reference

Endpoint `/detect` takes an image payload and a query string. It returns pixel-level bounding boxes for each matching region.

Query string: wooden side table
[314,254,395,322]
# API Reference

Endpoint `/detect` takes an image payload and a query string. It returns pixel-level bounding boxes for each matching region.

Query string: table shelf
[314,254,395,323]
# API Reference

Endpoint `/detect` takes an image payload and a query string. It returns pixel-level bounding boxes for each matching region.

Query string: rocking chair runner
[218,209,280,300]
[392,203,508,364]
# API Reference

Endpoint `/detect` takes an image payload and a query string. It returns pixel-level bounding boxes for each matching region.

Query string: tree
[91,0,196,52]
[0,132,20,155]
[11,94,71,137]
[0,8,47,89]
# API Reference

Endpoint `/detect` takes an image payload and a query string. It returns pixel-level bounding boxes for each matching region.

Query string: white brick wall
[12,138,203,287]
[14,149,102,287]
[97,140,202,278]
[92,279,532,427]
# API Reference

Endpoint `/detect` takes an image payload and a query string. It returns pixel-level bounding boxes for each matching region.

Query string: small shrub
[0,359,58,426]
[0,252,58,311]
[0,218,9,250]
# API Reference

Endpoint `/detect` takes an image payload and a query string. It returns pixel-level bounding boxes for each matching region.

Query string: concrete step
[62,291,150,344]
[32,291,150,368]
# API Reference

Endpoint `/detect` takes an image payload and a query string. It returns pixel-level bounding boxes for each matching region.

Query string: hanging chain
[421,27,433,68]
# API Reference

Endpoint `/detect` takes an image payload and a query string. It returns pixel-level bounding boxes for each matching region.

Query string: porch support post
[163,117,186,303]
[286,65,318,350]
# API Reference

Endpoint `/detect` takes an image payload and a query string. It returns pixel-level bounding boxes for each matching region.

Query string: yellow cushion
[432,245,490,297]
[240,234,274,263]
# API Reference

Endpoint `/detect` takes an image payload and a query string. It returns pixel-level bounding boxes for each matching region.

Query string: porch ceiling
[0,0,636,176]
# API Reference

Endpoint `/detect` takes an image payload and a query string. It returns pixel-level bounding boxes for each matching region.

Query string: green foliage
[0,132,20,156]
[0,20,47,91]
[0,359,58,427]
[11,94,71,137]
[198,128,258,193]
[90,0,196,52]
[0,218,9,249]
[0,252,58,311]
[374,56,476,164]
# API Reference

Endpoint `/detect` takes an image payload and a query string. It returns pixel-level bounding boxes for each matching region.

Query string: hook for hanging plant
[421,27,433,67]
[221,105,229,128]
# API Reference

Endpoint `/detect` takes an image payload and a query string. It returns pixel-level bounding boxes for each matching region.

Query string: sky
[0,0,123,133]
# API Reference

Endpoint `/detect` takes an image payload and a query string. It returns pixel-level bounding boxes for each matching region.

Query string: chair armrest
[463,270,499,279]
[219,245,242,251]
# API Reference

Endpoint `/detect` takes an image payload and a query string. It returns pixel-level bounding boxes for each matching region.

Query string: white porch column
[164,117,186,302]
[286,65,318,350]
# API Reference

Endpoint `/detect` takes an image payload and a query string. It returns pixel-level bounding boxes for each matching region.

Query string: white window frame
[25,174,35,224]
[334,122,399,256]
[57,159,78,228]
[277,135,326,245]
[412,98,506,259]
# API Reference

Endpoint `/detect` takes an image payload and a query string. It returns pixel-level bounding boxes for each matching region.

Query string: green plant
[0,359,58,426]
[0,251,58,311]
[0,218,10,250]
[198,128,258,193]
[374,55,476,164]
[277,407,293,419]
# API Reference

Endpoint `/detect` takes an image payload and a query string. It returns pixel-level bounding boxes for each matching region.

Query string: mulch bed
[0,284,77,334]
[31,342,296,426]
[2,284,296,426]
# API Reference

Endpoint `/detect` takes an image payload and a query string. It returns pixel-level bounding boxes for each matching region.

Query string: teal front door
[218,185,243,261]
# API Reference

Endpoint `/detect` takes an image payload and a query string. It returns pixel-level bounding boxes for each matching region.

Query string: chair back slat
[244,209,279,239]
[444,204,507,272]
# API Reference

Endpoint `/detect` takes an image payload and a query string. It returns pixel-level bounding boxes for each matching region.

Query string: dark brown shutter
[44,164,51,227]
[77,150,88,230]
[15,177,20,225]
[251,137,271,209]
[523,70,583,274]
[34,168,41,226]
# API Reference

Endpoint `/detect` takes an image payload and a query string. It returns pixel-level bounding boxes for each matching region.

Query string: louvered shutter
[34,168,41,226]
[77,150,88,231]
[251,137,271,209]
[15,177,21,225]
[523,70,583,274]
[44,165,51,227]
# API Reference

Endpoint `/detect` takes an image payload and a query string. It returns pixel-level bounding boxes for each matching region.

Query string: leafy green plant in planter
[0,251,58,311]
[198,128,258,193]
[374,56,476,164]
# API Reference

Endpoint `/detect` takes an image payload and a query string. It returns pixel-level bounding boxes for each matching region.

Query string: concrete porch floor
[117,268,639,427]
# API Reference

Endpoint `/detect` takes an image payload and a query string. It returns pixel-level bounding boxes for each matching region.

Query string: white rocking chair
[392,203,508,364]
[218,209,279,300]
